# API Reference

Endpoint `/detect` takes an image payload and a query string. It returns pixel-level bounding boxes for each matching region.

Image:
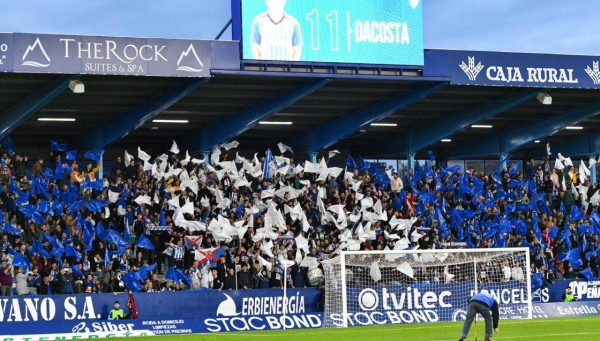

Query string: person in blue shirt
[459,289,499,341]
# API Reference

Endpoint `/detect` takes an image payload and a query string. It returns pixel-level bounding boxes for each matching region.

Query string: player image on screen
[250,0,302,61]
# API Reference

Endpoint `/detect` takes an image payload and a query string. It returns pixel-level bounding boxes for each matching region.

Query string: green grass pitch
[127,316,600,341]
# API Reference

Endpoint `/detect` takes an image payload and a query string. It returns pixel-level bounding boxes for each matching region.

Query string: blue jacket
[470,291,496,308]
[470,291,500,328]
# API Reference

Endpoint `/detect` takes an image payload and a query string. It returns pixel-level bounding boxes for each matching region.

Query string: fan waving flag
[582,267,595,282]
[508,162,520,175]
[569,206,586,221]
[139,263,157,280]
[346,154,358,170]
[2,137,16,156]
[184,235,203,250]
[50,140,67,152]
[263,149,273,180]
[123,272,144,292]
[105,229,128,248]
[532,272,544,290]
[197,247,224,267]
[8,249,29,270]
[165,267,192,285]
[136,235,155,251]
[66,150,78,161]
[65,244,82,262]
[84,150,102,162]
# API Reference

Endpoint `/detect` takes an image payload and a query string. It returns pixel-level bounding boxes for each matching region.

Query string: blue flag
[71,264,84,278]
[359,156,371,172]
[427,150,436,161]
[560,201,567,215]
[569,206,586,221]
[136,235,155,251]
[578,225,593,237]
[139,263,157,280]
[159,210,167,227]
[4,222,22,237]
[123,272,144,292]
[514,220,528,237]
[508,162,520,176]
[105,229,128,248]
[558,249,583,269]
[66,150,78,161]
[532,272,544,290]
[466,235,475,248]
[96,221,108,240]
[84,150,102,162]
[8,249,29,270]
[436,209,450,238]
[346,154,358,170]
[548,226,559,239]
[54,160,65,180]
[50,140,67,152]
[2,137,16,156]
[65,244,82,262]
[165,267,190,285]
[581,267,594,282]
[591,212,600,228]
[33,240,52,259]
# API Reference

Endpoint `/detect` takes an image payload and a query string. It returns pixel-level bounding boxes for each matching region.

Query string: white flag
[137,147,151,162]
[124,150,134,165]
[220,140,239,151]
[328,150,340,159]
[277,142,294,154]
[134,194,151,206]
[108,190,120,203]
[180,150,191,166]
[397,262,414,278]
[369,261,382,283]
[169,140,180,154]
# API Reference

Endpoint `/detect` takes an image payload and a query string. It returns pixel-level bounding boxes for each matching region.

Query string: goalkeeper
[459,289,499,341]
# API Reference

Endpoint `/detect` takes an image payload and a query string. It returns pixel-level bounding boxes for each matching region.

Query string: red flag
[127,292,139,319]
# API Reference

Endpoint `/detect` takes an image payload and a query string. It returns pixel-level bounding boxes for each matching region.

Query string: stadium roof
[1,36,599,161]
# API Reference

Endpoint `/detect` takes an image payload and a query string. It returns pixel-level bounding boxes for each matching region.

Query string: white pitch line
[219,317,600,338]
[432,331,600,341]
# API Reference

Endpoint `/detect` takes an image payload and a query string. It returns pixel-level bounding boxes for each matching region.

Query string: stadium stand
[0,140,598,296]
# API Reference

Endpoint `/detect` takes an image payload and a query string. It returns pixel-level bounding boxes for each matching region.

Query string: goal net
[322,248,532,328]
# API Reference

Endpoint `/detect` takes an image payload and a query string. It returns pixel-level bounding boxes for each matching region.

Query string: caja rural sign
[447,50,600,89]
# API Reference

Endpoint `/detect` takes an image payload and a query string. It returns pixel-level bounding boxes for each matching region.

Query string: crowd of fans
[0,140,599,297]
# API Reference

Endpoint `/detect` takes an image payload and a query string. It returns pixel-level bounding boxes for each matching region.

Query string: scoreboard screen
[239,0,424,66]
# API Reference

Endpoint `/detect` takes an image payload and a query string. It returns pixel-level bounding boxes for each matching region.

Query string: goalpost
[322,248,532,328]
